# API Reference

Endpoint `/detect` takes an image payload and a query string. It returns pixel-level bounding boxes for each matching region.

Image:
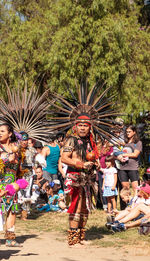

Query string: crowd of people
[0,116,150,247]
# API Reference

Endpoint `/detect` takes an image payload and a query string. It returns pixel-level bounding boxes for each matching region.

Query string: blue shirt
[43,144,60,174]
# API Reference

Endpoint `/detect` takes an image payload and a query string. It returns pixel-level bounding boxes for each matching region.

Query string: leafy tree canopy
[0,0,149,121]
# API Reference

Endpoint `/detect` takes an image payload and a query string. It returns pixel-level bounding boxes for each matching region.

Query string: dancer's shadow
[27,210,43,220]
[86,226,112,241]
[27,204,47,220]
[16,234,38,244]
[0,250,20,260]
[62,259,78,261]
[0,249,38,260]
[0,234,37,245]
[0,234,38,260]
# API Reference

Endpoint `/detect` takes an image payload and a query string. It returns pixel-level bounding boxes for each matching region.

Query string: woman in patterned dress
[0,123,20,247]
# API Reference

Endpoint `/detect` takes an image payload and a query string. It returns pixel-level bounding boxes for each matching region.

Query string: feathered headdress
[0,86,50,142]
[48,79,122,143]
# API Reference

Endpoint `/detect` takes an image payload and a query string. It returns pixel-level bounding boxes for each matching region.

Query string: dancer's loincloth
[64,169,97,214]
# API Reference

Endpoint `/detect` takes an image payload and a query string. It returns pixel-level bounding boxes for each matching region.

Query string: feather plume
[0,86,50,142]
[48,79,123,143]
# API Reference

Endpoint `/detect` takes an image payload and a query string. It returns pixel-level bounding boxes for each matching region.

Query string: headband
[76,115,91,126]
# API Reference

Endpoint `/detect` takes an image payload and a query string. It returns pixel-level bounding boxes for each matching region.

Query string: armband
[63,146,73,152]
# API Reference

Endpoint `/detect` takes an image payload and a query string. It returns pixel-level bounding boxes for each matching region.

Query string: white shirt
[103,167,117,187]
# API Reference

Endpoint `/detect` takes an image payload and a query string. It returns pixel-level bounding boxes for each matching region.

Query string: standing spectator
[102,156,118,214]
[56,132,65,148]
[34,141,46,169]
[112,126,125,210]
[28,138,35,148]
[97,139,113,211]
[34,141,43,154]
[118,125,142,198]
[18,132,36,220]
[41,134,60,182]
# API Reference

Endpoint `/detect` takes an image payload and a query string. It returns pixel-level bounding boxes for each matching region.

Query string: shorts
[133,213,144,221]
[119,170,139,182]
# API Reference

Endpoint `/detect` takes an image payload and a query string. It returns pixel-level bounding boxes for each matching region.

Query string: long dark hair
[125,125,140,144]
[0,123,17,142]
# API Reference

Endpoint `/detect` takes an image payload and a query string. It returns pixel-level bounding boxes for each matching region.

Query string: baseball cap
[146,168,150,174]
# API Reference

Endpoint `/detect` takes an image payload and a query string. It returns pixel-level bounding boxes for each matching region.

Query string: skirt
[103,186,118,197]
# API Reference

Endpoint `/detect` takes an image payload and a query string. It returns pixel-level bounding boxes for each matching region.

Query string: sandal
[6,239,22,247]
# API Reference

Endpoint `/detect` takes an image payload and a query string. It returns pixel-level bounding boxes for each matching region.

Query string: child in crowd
[37,182,67,212]
[37,183,60,212]
[106,185,150,226]
[53,179,67,211]
[102,155,118,213]
[108,184,150,232]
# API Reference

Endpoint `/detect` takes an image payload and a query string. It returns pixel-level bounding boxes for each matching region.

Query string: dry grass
[15,208,150,249]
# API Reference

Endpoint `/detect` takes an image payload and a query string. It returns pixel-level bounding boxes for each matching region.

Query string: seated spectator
[53,179,67,211]
[31,165,49,203]
[37,183,60,212]
[37,181,67,212]
[107,186,149,224]
[107,184,150,232]
[111,203,150,232]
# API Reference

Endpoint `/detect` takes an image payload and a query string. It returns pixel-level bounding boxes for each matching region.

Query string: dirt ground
[1,230,150,261]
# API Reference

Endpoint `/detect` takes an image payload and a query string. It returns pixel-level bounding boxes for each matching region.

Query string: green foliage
[0,0,149,121]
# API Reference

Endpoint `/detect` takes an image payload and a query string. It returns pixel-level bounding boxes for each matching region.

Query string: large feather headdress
[0,86,50,142]
[48,79,122,143]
